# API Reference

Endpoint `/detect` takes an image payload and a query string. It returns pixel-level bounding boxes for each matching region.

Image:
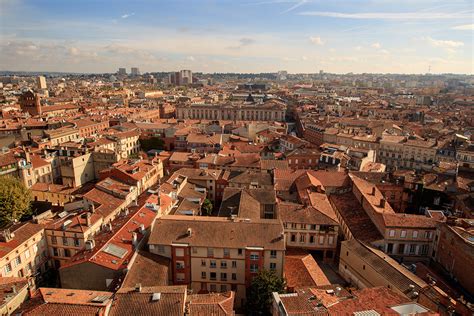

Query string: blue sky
[1,0,472,73]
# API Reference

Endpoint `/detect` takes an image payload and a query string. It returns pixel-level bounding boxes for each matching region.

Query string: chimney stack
[86,212,91,227]
[132,232,138,247]
[371,187,376,195]
[380,198,386,208]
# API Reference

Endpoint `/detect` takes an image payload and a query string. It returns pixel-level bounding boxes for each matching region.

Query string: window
[201,271,206,279]
[409,244,417,254]
[176,273,185,281]
[398,244,405,254]
[425,231,433,239]
[14,256,21,266]
[319,236,325,244]
[210,260,216,268]
[232,273,237,280]
[207,248,214,257]
[232,261,237,268]
[420,244,429,255]
[309,235,315,243]
[270,250,277,258]
[299,235,305,243]
[64,249,71,257]
[176,261,185,269]
[387,243,393,253]
[221,273,227,281]
[53,248,59,257]
[25,249,30,259]
[270,263,276,271]
[412,231,418,239]
[201,260,206,267]
[250,253,259,260]
[210,272,217,280]
[238,248,243,255]
[62,237,68,246]
[389,230,395,237]
[400,230,407,238]
[221,285,227,292]
[210,284,217,292]
[328,236,334,245]
[51,236,57,244]
[192,247,198,254]
[291,234,296,242]
[221,261,227,269]
[250,264,258,273]
[157,245,165,253]
[74,239,80,247]
[175,248,184,257]
[223,248,230,257]
[4,263,12,274]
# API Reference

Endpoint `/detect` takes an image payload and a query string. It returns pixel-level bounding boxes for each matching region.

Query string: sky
[0,0,473,74]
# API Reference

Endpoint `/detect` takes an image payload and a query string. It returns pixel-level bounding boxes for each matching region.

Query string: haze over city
[1,0,473,74]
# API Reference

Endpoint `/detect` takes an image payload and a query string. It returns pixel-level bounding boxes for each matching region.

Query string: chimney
[132,232,138,247]
[380,198,386,208]
[371,187,376,195]
[187,228,192,237]
[86,212,91,227]
[135,283,142,292]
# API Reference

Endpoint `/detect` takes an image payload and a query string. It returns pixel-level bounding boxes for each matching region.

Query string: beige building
[45,127,81,146]
[0,223,49,289]
[176,100,287,122]
[279,200,339,262]
[148,215,286,308]
[0,278,29,316]
[44,211,103,268]
[339,239,426,298]
[60,152,95,188]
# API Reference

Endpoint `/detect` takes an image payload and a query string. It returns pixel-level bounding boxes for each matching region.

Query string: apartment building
[107,129,140,159]
[44,210,102,268]
[0,222,49,289]
[279,200,339,262]
[59,152,95,187]
[45,127,81,146]
[176,100,287,122]
[148,215,285,308]
[350,175,437,262]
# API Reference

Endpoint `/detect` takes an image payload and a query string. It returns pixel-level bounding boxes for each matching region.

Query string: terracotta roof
[110,286,186,316]
[285,250,331,288]
[187,291,235,316]
[149,215,285,250]
[328,287,410,315]
[121,251,170,288]
[0,222,45,257]
[329,192,383,243]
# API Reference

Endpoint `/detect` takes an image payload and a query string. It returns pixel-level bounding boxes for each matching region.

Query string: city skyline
[1,0,473,74]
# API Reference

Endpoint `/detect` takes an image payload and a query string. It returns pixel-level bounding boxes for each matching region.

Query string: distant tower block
[37,76,47,90]
[131,67,140,76]
[118,68,127,75]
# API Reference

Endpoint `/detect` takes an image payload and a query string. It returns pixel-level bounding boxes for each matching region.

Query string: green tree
[246,269,286,315]
[0,176,32,225]
[202,199,213,216]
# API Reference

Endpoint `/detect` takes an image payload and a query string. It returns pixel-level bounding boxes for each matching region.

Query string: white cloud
[299,11,471,20]
[371,42,381,49]
[280,0,308,14]
[451,24,474,31]
[426,37,464,48]
[309,36,324,45]
[121,12,135,19]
